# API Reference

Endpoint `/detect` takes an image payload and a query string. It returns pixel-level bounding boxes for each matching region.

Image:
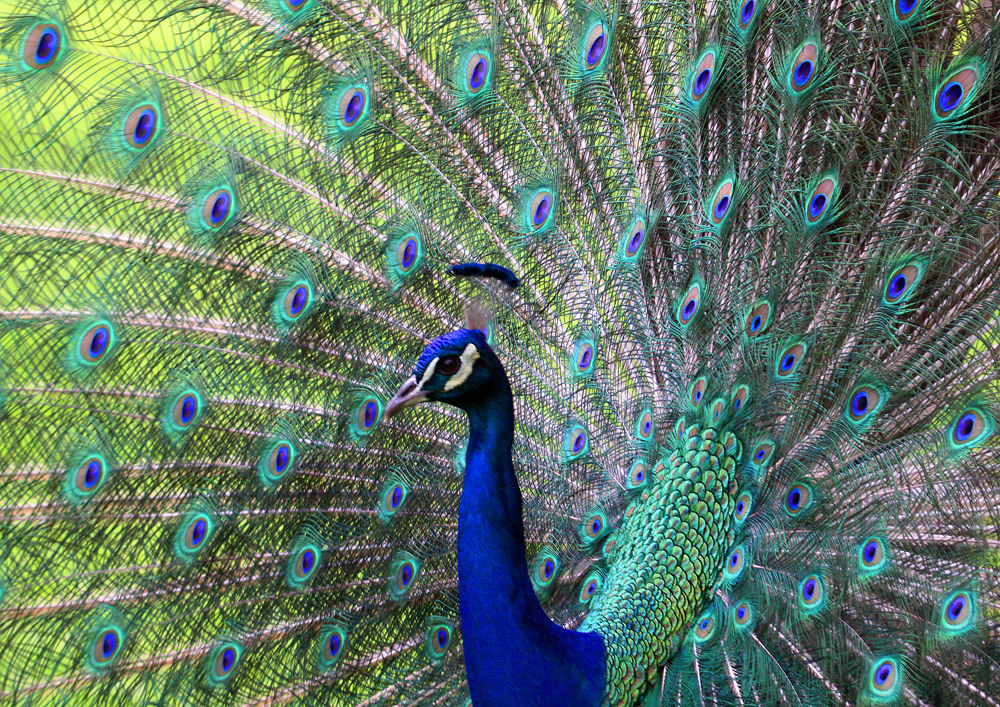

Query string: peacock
[1,0,999,703]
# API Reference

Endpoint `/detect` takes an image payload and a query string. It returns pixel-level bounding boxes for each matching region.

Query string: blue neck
[457,370,605,707]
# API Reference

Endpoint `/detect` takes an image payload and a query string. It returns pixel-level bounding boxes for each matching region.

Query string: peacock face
[385,329,495,417]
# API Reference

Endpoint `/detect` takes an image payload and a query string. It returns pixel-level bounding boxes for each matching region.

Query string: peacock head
[385,329,503,417]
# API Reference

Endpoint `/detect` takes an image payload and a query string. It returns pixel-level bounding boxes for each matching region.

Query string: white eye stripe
[417,357,438,389]
[444,343,480,391]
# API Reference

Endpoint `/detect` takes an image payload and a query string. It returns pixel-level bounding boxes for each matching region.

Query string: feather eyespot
[581,511,607,541]
[725,545,746,580]
[201,188,233,228]
[847,385,883,422]
[169,390,201,432]
[426,623,452,659]
[396,562,415,592]
[941,590,974,632]
[858,537,888,573]
[711,399,724,423]
[896,0,920,20]
[395,235,421,275]
[628,460,647,489]
[537,556,557,584]
[950,408,991,449]
[283,282,312,321]
[636,410,653,440]
[339,87,367,127]
[565,425,589,460]
[935,67,978,120]
[77,321,115,366]
[287,544,321,588]
[869,658,900,697]
[738,0,758,28]
[732,385,749,413]
[693,611,717,642]
[690,50,717,102]
[579,573,602,603]
[355,397,382,434]
[123,104,159,149]
[383,483,406,515]
[583,22,608,70]
[466,52,491,93]
[884,262,924,304]
[775,342,806,377]
[788,42,819,93]
[574,340,596,374]
[92,628,122,666]
[709,179,734,225]
[209,643,241,683]
[319,627,346,670]
[734,491,752,522]
[799,574,824,609]
[806,177,836,223]
[749,440,774,467]
[184,515,210,551]
[784,482,812,516]
[744,301,771,337]
[74,456,106,496]
[528,189,555,231]
[690,377,707,407]
[677,285,701,327]
[268,443,293,480]
[623,218,646,258]
[733,601,752,626]
[22,23,62,70]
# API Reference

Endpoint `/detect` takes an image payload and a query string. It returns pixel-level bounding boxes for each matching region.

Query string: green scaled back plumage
[1,0,1000,703]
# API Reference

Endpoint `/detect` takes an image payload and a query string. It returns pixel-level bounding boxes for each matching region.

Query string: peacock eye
[438,356,461,376]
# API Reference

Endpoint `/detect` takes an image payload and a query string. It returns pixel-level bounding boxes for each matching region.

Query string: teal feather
[2,0,1000,704]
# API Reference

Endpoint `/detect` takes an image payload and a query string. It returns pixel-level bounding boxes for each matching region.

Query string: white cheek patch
[417,357,438,389]
[444,343,480,391]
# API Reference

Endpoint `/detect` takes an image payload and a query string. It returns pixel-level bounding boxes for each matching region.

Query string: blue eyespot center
[781,354,796,371]
[364,401,378,428]
[301,549,315,574]
[591,518,602,534]
[694,390,702,402]
[875,663,892,685]
[888,273,907,297]
[344,92,364,124]
[401,564,413,585]
[749,315,761,333]
[36,27,59,63]
[714,195,730,219]
[809,193,827,218]
[578,346,593,368]
[533,195,552,226]
[391,486,402,508]
[84,460,102,489]
[329,634,341,655]
[948,596,966,619]
[864,541,878,562]
[794,60,814,86]
[573,432,585,453]
[470,58,487,88]
[940,81,963,112]
[788,488,801,509]
[210,193,229,224]
[898,0,918,12]
[737,606,746,619]
[437,628,448,645]
[694,68,711,95]
[803,578,816,599]
[736,500,745,514]
[544,559,554,578]
[627,228,644,255]
[191,519,207,546]
[180,395,197,424]
[852,391,869,415]
[274,445,290,473]
[586,32,607,67]
[290,286,308,315]
[683,300,696,318]
[699,618,710,630]
[956,413,975,441]
[221,648,235,673]
[133,109,156,144]
[741,0,755,23]
[101,632,117,659]
[401,239,417,269]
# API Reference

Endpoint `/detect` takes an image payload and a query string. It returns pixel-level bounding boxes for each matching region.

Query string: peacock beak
[385,375,430,418]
